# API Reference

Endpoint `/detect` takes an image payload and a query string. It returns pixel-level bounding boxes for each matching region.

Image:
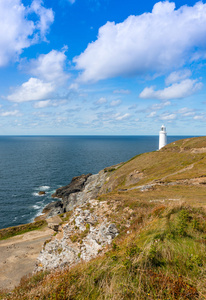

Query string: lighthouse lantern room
[159,125,167,150]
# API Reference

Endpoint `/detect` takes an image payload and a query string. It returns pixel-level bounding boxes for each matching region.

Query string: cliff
[1,136,206,299]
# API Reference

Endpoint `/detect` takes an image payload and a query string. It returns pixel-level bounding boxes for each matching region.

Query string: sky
[0,0,206,135]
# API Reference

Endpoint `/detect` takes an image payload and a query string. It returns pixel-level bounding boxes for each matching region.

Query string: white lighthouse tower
[159,125,167,150]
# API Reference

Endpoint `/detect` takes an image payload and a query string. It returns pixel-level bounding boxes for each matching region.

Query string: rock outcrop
[52,174,92,199]
[43,169,113,218]
[35,200,118,272]
[35,165,121,272]
[42,200,64,217]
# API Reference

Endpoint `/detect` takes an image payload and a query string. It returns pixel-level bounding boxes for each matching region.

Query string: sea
[0,135,193,229]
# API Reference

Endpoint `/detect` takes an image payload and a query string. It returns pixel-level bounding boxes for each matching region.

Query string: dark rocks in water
[43,200,64,218]
[52,174,92,199]
[38,191,46,195]
[43,200,63,212]
[42,174,92,218]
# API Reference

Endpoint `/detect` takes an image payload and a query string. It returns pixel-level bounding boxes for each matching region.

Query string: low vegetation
[0,220,47,241]
[1,204,205,299]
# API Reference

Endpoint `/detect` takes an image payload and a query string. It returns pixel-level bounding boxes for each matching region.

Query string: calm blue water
[0,135,192,229]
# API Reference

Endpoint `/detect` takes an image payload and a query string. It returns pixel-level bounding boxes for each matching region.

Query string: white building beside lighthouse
[159,125,167,150]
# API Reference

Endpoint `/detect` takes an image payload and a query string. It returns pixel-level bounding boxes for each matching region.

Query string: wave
[32,192,45,197]
[39,185,50,191]
[30,209,44,223]
[33,205,41,210]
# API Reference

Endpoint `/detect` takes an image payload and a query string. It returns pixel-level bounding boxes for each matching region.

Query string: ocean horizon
[0,135,196,229]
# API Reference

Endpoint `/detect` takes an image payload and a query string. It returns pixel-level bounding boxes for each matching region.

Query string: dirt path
[0,227,54,291]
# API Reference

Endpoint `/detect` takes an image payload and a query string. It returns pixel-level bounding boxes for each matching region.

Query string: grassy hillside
[100,136,206,207]
[1,137,206,300]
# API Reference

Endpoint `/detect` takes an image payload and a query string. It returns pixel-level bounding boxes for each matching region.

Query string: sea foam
[32,192,45,197]
[39,185,50,190]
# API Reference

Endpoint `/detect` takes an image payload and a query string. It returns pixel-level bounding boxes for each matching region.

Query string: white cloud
[165,69,192,85]
[177,107,195,116]
[113,89,130,94]
[160,113,176,120]
[194,115,204,120]
[69,83,79,90]
[0,110,19,117]
[115,113,130,121]
[33,100,51,108]
[147,111,157,118]
[74,1,206,82]
[95,97,107,105]
[151,101,171,110]
[177,107,190,114]
[139,79,202,100]
[110,99,121,106]
[28,49,69,84]
[29,0,54,39]
[184,112,195,117]
[0,0,54,66]
[7,77,55,102]
[12,49,69,103]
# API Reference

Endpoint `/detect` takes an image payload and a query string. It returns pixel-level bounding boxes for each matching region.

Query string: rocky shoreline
[39,164,121,219]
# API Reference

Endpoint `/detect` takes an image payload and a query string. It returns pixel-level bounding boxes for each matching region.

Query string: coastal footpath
[0,136,206,299]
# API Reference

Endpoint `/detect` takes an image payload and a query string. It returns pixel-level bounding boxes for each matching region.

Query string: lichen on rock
[35,201,118,272]
[35,166,121,272]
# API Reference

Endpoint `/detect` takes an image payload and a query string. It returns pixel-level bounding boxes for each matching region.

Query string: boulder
[38,191,46,195]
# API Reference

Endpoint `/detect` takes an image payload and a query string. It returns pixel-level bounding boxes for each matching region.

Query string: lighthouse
[159,125,167,150]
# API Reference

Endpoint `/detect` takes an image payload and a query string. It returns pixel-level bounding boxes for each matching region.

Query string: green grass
[0,220,47,240]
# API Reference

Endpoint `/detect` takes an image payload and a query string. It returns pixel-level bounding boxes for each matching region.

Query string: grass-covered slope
[1,137,206,300]
[100,136,206,207]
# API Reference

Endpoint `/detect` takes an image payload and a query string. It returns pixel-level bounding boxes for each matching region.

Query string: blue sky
[0,0,206,135]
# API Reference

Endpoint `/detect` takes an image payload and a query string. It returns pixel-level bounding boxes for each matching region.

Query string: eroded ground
[0,227,54,290]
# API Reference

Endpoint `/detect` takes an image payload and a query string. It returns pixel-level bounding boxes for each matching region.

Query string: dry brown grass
[102,149,206,190]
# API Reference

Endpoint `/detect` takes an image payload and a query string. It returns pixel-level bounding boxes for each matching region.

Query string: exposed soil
[0,227,54,290]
